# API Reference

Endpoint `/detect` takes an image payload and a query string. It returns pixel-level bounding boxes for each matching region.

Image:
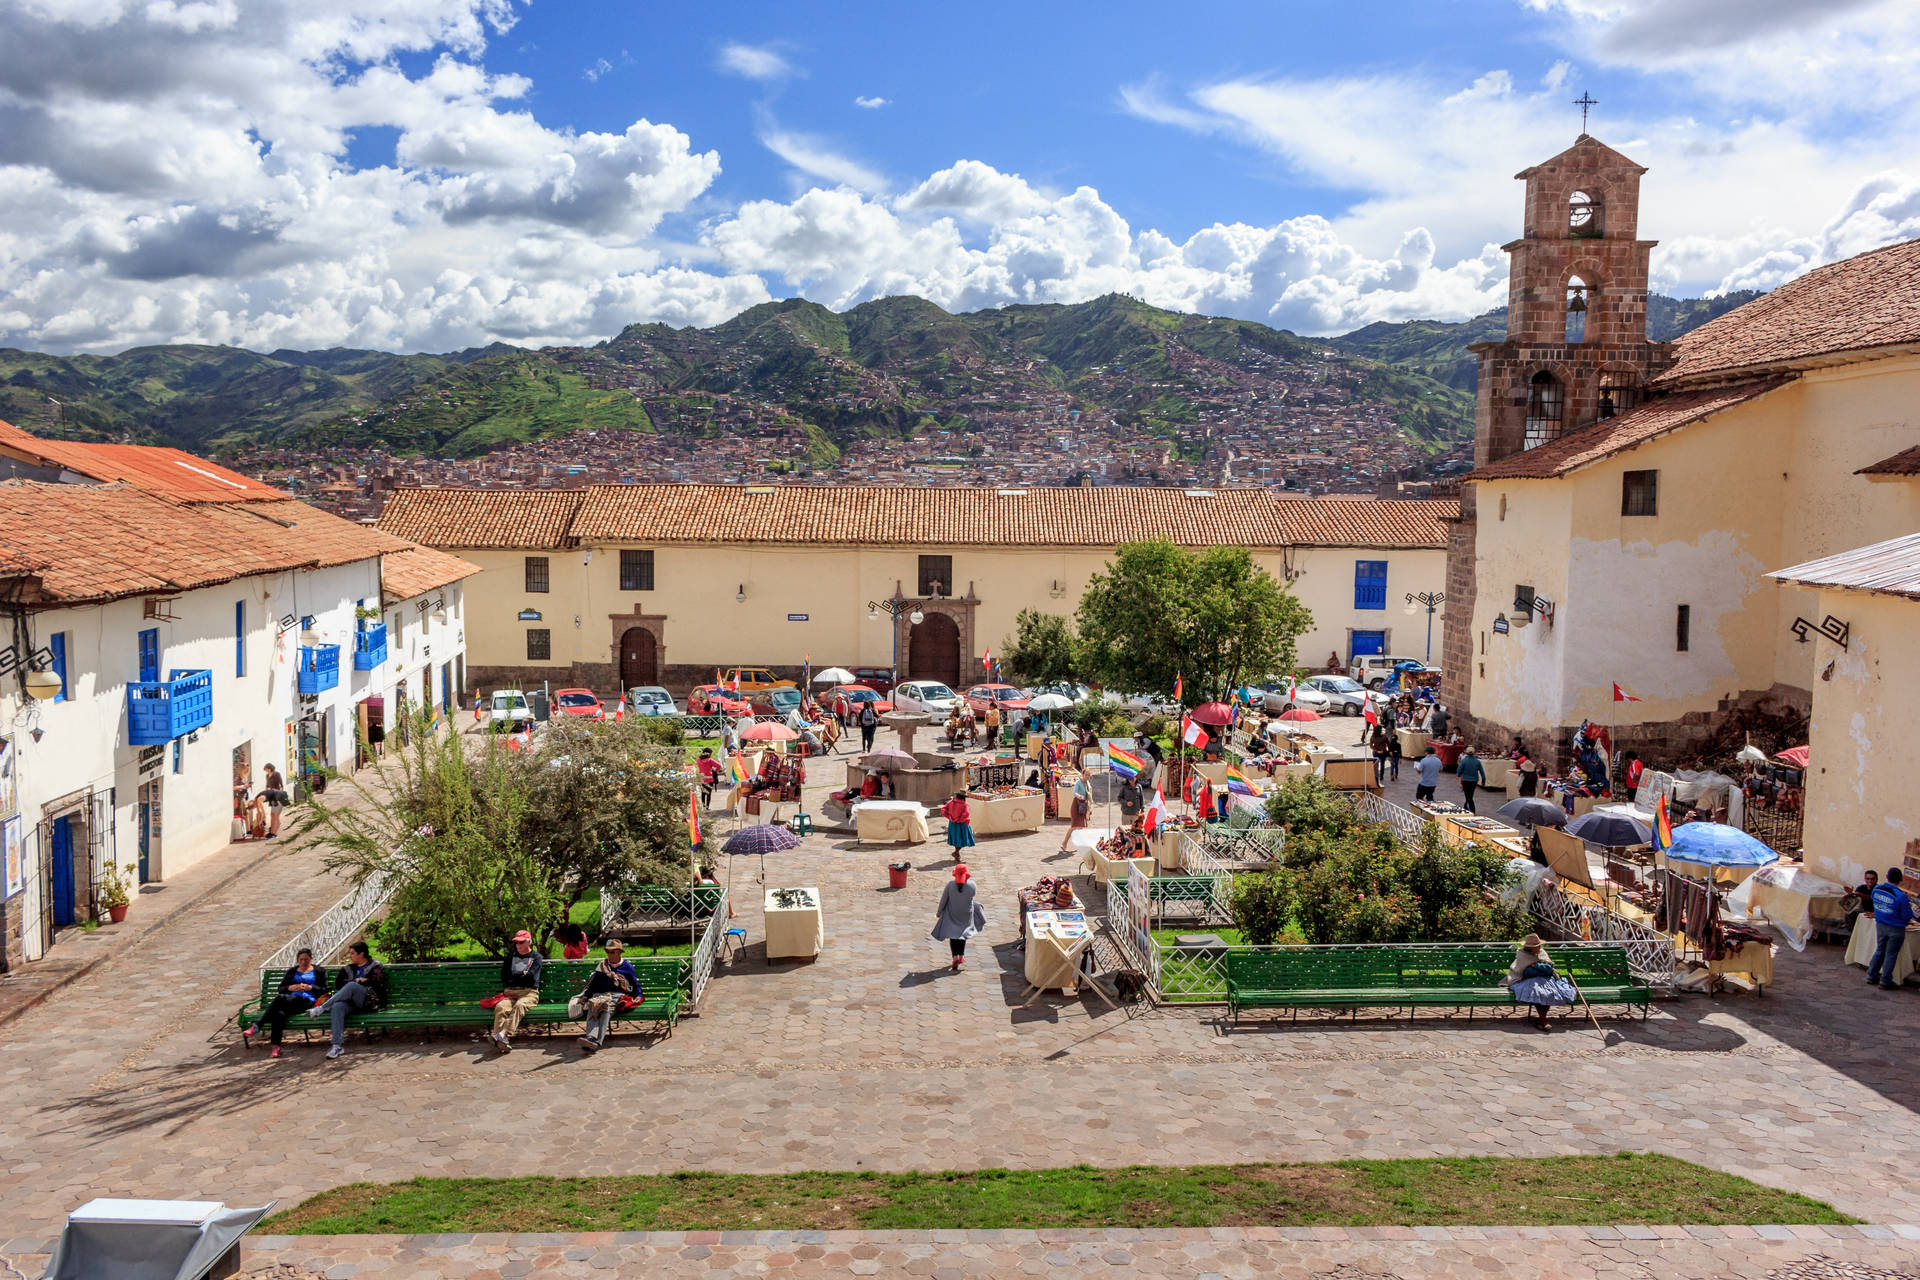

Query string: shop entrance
[908,613,962,687]
[620,626,658,689]
[136,782,155,884]
[1351,630,1386,663]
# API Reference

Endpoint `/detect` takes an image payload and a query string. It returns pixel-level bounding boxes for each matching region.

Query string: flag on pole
[687,788,702,850]
[1612,682,1641,702]
[1651,792,1674,853]
[1143,788,1167,835]
[1363,700,1378,726]
[730,753,752,783]
[1181,713,1209,749]
[1105,743,1148,780]
[1172,673,1183,704]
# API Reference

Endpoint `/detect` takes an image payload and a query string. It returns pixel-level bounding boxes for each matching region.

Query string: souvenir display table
[1021,908,1104,1004]
[1396,728,1431,758]
[1068,827,1113,861]
[1150,822,1191,871]
[966,756,1024,790]
[1430,739,1465,770]
[1845,916,1920,985]
[1479,757,1519,791]
[763,886,823,961]
[1436,812,1528,856]
[1053,768,1084,814]
[964,786,1047,835]
[853,800,929,845]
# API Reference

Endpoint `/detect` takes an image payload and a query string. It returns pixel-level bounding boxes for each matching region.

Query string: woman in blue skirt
[942,791,976,852]
[1503,933,1577,1031]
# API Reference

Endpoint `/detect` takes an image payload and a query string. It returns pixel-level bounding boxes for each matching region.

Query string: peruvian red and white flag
[1143,788,1168,835]
[1612,682,1641,703]
[1181,713,1209,749]
[1363,700,1379,726]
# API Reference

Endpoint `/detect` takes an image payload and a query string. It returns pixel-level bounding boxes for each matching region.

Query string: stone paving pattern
[3,717,1918,1278]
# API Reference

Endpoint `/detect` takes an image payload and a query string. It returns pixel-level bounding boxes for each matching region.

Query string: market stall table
[763,886,823,961]
[966,789,1047,835]
[1020,908,1114,1007]
[1479,758,1518,791]
[1086,846,1156,885]
[1396,728,1431,758]
[853,800,930,845]
[1845,916,1920,985]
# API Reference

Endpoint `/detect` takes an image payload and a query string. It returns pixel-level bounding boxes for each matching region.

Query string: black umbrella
[1496,797,1570,829]
[1566,810,1652,847]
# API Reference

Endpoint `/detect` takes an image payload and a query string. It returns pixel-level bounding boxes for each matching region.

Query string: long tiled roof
[1770,531,1920,601]
[1857,445,1920,477]
[0,419,289,502]
[381,544,482,604]
[1467,380,1787,481]
[378,484,1456,550]
[1655,237,1920,386]
[0,481,407,605]
[377,488,587,549]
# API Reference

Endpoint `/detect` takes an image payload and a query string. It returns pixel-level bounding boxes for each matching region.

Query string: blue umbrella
[722,823,802,855]
[1666,822,1778,867]
[1566,809,1651,847]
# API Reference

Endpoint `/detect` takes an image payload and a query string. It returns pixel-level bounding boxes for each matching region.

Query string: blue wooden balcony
[298,644,341,695]
[127,669,213,745]
[352,623,388,670]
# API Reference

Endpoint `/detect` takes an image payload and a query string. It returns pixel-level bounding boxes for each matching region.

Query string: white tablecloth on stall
[1845,914,1920,984]
[1023,911,1092,991]
[763,887,823,960]
[853,800,928,844]
[1086,848,1156,884]
[968,791,1046,834]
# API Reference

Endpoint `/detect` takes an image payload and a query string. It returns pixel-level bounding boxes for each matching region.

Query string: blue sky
[1,0,1915,353]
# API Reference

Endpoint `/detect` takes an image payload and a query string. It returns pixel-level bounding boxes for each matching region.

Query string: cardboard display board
[1538,825,1596,891]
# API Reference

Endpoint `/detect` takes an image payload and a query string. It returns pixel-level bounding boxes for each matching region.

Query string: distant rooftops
[0,419,290,502]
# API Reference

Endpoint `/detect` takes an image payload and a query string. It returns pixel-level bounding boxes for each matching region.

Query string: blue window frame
[138,628,159,683]
[1354,560,1388,610]
[235,601,247,677]
[48,632,68,702]
[171,737,183,774]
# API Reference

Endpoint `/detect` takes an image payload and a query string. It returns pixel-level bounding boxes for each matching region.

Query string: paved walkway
[2,722,1917,1277]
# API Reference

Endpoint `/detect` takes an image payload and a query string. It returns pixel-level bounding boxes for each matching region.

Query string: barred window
[1622,470,1658,517]
[524,556,550,593]
[526,628,551,661]
[620,549,655,591]
[918,555,952,597]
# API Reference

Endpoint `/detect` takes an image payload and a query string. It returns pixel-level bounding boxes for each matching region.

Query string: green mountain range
[0,289,1758,461]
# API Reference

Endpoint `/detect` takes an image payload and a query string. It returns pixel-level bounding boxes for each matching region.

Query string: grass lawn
[1150,926,1248,947]
[265,1155,1851,1234]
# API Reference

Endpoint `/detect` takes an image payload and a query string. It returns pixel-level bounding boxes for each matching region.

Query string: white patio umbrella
[813,667,855,684]
[1027,691,1073,732]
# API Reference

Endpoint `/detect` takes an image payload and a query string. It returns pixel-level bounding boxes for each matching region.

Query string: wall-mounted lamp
[24,667,62,701]
[1049,579,1066,598]
[582,549,594,566]
[735,584,747,603]
[1532,596,1556,627]
[909,607,925,625]
[867,605,880,620]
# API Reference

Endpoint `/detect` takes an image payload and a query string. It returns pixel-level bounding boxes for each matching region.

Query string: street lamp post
[867,598,927,678]
[1403,591,1446,664]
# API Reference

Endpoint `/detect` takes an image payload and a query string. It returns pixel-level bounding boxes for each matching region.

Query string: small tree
[1076,540,1311,707]
[1230,868,1301,946]
[1001,609,1080,686]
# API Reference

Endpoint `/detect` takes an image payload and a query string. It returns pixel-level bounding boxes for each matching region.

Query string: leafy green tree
[1230,868,1302,946]
[1076,540,1311,706]
[1001,609,1081,685]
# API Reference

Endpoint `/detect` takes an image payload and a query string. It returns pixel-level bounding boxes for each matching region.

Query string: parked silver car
[892,680,963,717]
[1299,675,1390,717]
[1259,683,1331,716]
[624,686,678,717]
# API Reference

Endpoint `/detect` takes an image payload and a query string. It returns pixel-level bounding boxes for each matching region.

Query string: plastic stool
[790,812,813,835]
[722,927,747,962]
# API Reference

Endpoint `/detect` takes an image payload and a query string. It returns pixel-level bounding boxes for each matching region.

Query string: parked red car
[552,688,605,720]
[688,684,751,716]
[847,665,896,696]
[963,684,1031,717]
[822,684,894,720]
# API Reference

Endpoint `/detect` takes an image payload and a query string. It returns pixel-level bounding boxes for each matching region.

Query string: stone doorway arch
[907,612,962,687]
[619,626,658,689]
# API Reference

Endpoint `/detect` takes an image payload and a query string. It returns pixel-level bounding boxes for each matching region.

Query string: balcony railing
[298,644,340,695]
[127,669,213,745]
[352,624,388,671]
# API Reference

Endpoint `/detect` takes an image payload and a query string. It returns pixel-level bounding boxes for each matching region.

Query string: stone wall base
[1455,683,1811,774]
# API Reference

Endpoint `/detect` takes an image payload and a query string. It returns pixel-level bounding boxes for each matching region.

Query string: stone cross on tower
[1573,92,1598,132]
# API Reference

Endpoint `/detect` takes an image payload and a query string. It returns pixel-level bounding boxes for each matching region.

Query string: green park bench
[238,956,687,1045]
[1223,943,1650,1025]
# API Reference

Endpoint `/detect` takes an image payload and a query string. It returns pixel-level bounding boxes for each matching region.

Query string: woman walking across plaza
[942,790,976,854]
[1059,773,1091,853]
[931,863,986,971]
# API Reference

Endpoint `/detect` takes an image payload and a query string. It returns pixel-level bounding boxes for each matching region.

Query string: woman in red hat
[490,929,544,1052]
[931,864,987,971]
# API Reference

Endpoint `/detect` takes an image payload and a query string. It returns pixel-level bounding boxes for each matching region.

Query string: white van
[1348,655,1425,689]
[489,689,531,725]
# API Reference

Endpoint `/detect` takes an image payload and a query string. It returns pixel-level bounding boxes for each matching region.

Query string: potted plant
[98,862,131,924]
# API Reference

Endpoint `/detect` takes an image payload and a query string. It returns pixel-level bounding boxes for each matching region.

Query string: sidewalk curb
[0,843,287,1031]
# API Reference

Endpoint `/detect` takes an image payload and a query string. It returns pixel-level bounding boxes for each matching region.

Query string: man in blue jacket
[1866,867,1915,990]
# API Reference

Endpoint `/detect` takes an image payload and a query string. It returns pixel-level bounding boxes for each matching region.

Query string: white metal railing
[686,887,728,1009]
[261,870,398,971]
[1348,790,1428,846]
[1531,880,1675,985]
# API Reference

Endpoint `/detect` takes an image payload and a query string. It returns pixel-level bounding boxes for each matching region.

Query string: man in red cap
[490,929,544,1052]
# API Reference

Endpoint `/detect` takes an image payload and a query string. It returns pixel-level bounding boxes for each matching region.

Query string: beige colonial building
[1442,131,1920,768]
[376,484,1454,695]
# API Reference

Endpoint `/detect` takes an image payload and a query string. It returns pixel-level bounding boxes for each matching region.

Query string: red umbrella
[741,721,797,741]
[1189,701,1236,726]
[1276,708,1321,722]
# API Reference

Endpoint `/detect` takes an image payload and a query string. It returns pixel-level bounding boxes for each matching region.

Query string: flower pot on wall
[108,905,128,924]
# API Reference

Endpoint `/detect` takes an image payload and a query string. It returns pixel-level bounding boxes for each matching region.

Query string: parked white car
[1259,682,1332,716]
[1350,655,1425,689]
[625,686,678,717]
[1300,675,1390,717]
[489,689,530,725]
[892,680,963,717]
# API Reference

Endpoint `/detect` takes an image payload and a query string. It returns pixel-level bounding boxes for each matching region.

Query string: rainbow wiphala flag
[1105,744,1148,779]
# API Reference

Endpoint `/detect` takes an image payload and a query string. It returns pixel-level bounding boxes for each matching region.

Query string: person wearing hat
[1501,933,1571,1031]
[931,863,987,971]
[490,929,545,1052]
[578,938,638,1052]
[1517,759,1539,798]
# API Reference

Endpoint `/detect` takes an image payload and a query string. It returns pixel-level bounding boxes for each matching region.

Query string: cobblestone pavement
[2,724,1918,1276]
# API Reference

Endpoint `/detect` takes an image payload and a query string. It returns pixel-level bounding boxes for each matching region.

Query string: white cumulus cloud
[715,41,792,82]
[854,95,889,109]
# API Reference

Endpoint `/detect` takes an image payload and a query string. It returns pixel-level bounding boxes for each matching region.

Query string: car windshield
[632,690,668,704]
[493,695,525,708]
[919,684,956,700]
[845,689,877,702]
[556,693,596,706]
[1321,678,1363,692]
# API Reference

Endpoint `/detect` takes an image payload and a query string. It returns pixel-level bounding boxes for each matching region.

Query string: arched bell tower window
[1569,190,1603,239]
[1524,371,1564,450]
[1564,276,1589,344]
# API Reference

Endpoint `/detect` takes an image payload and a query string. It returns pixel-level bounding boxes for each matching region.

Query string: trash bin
[43,1198,275,1280]
[887,861,910,890]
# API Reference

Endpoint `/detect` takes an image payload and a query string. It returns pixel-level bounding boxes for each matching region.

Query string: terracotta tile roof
[381,544,482,605]
[0,420,288,502]
[1857,445,1920,477]
[377,488,586,549]
[1655,237,1920,386]
[1770,531,1920,601]
[381,484,1456,550]
[1467,379,1788,481]
[0,481,407,605]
